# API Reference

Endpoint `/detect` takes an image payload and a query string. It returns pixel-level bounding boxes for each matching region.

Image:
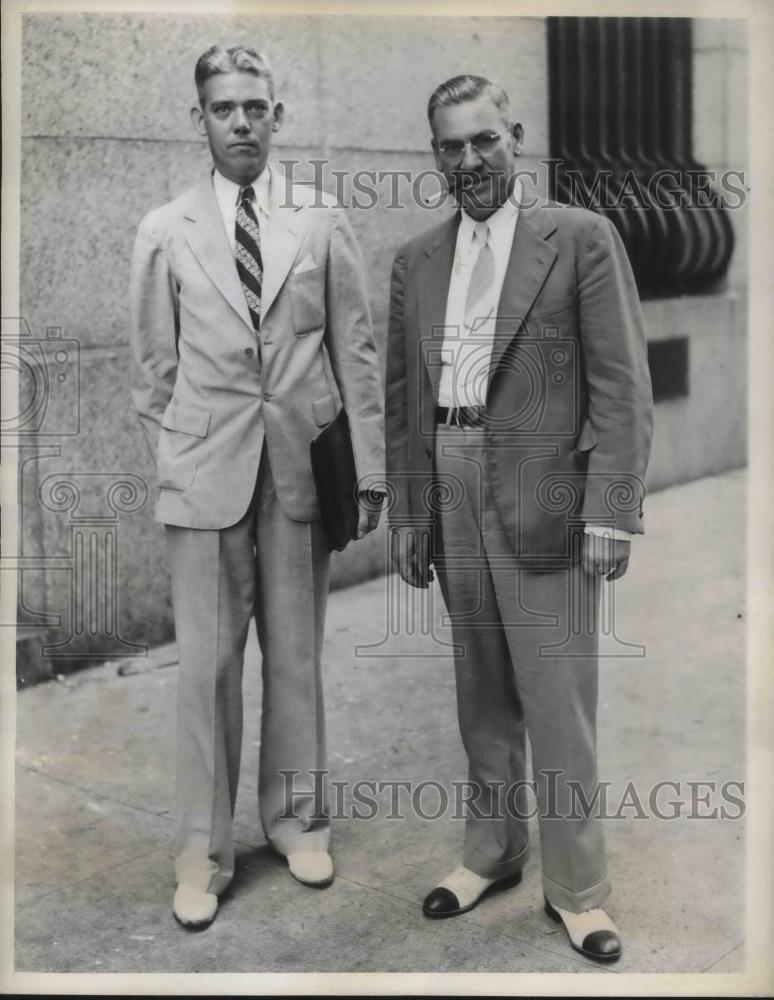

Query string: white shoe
[287,850,334,887]
[173,884,218,929]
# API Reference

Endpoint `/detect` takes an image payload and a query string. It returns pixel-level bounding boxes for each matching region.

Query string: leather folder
[310,407,359,552]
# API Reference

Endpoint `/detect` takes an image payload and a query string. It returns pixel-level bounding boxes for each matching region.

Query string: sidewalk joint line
[328,872,616,973]
[699,939,745,972]
[16,846,165,910]
[18,765,173,822]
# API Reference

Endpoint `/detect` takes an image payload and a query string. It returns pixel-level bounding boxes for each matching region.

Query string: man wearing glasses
[385,75,653,962]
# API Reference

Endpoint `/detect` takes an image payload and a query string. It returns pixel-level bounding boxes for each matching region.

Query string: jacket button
[264,392,273,402]
[245,347,255,357]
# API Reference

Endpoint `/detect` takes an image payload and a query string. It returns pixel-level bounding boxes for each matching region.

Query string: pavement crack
[700,940,744,972]
[17,765,172,822]
[325,873,614,973]
[15,846,164,910]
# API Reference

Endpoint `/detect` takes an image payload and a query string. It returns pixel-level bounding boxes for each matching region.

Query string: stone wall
[14,14,747,683]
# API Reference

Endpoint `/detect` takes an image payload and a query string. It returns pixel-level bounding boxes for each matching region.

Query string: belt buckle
[461,406,483,430]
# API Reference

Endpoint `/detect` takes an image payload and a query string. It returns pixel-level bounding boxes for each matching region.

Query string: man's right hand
[390,526,435,589]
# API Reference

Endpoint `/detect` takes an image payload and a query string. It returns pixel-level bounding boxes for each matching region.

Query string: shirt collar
[213,165,273,218]
[459,176,522,251]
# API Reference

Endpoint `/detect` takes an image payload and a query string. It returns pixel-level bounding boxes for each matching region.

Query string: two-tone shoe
[423,867,522,919]
[544,896,622,962]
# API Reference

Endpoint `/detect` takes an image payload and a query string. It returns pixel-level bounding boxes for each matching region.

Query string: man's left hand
[582,533,631,581]
[357,490,385,539]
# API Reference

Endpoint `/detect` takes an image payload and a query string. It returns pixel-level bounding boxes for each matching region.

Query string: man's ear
[191,105,207,137]
[271,101,285,132]
[511,122,524,156]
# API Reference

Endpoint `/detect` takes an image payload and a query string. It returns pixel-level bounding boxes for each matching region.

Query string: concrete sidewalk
[13,469,746,975]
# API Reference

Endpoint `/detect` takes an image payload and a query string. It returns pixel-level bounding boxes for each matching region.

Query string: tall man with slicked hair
[385,75,653,962]
[130,45,384,929]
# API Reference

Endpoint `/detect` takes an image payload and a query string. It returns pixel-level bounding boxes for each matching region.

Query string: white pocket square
[293,254,317,275]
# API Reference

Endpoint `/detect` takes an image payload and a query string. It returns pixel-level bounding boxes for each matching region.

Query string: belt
[435,405,486,428]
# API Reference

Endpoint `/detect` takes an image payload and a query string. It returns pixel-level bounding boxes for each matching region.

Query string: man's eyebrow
[210,99,269,108]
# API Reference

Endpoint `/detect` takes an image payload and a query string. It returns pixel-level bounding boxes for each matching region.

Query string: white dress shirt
[439,180,632,542]
[438,181,520,409]
[213,165,272,253]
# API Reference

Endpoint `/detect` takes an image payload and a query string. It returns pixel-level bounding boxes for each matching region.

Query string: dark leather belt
[435,405,486,428]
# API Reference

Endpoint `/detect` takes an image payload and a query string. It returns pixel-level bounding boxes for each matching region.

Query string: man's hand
[390,525,435,589]
[582,533,631,581]
[357,490,385,539]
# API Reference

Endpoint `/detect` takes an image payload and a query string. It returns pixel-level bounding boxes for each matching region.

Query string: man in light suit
[385,75,653,962]
[130,45,384,929]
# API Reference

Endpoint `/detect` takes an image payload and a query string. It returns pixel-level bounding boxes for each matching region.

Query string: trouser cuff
[268,825,331,858]
[175,856,232,897]
[464,840,530,880]
[542,872,611,913]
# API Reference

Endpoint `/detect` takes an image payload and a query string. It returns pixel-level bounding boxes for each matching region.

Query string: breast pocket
[289,265,326,336]
[157,400,211,492]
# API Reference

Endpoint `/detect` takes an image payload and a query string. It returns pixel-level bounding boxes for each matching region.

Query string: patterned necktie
[464,221,495,333]
[235,185,264,332]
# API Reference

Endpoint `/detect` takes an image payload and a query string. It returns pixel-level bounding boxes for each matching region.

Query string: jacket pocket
[575,418,598,454]
[290,266,326,336]
[312,392,337,427]
[157,400,210,491]
[161,399,211,437]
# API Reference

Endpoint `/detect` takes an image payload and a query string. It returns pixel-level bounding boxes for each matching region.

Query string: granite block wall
[15,12,547,680]
[14,13,747,683]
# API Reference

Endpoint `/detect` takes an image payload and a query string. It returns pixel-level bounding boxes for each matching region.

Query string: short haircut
[427,74,511,127]
[194,45,274,103]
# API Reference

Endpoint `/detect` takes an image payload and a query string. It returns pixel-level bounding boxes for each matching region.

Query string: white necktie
[464,222,495,333]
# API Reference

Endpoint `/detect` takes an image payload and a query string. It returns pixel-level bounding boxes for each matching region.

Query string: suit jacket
[385,202,654,564]
[130,165,384,529]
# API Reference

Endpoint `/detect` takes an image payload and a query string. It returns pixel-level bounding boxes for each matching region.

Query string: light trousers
[433,426,610,913]
[166,448,331,895]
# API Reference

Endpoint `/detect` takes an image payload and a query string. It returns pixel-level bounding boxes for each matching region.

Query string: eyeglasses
[436,129,509,163]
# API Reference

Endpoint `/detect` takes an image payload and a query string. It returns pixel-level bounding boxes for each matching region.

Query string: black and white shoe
[423,865,522,919]
[544,896,622,962]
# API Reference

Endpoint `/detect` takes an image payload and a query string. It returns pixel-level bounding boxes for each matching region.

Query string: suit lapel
[181,167,309,331]
[487,205,559,385]
[260,192,307,321]
[416,207,559,403]
[181,178,253,332]
[418,214,460,402]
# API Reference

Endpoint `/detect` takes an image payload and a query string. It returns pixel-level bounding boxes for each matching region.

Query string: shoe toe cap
[422,887,460,916]
[582,929,622,960]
